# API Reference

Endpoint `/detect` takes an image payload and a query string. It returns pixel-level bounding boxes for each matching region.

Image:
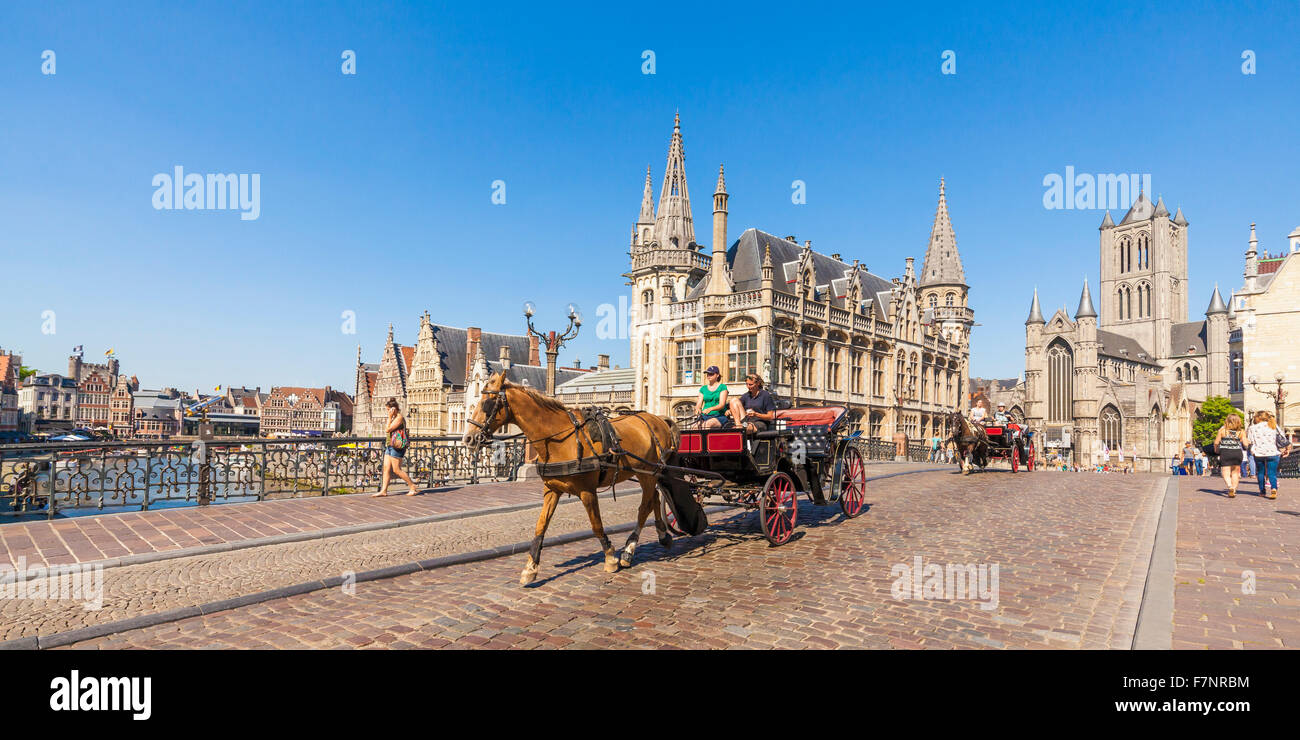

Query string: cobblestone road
[1172,477,1299,649]
[59,470,1166,649]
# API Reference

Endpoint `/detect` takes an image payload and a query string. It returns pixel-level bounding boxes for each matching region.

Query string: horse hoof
[604,556,621,573]
[619,552,634,568]
[658,534,672,549]
[519,561,539,586]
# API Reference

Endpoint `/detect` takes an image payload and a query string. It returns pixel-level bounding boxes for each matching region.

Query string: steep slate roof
[1118,191,1155,225]
[1170,321,1209,356]
[487,361,583,390]
[691,229,895,318]
[0,354,17,390]
[1095,330,1157,364]
[428,325,533,387]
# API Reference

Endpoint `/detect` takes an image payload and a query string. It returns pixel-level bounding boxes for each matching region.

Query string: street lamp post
[524,303,581,396]
[778,336,799,407]
[1249,372,1289,429]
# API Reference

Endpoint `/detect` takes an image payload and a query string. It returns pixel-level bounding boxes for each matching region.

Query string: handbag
[389,427,409,450]
[1277,430,1291,451]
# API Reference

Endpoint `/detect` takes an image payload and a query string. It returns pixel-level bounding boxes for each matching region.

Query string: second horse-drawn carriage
[659,405,870,546]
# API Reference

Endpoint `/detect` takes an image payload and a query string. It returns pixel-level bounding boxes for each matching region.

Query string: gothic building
[1017,193,1230,470]
[1229,222,1300,438]
[625,115,973,439]
[353,315,583,437]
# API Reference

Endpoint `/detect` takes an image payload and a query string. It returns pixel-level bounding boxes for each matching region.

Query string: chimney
[528,335,540,365]
[466,328,482,374]
[597,354,610,370]
[785,235,797,243]
[499,344,511,371]
[804,240,812,250]
[831,253,841,261]
[573,358,581,369]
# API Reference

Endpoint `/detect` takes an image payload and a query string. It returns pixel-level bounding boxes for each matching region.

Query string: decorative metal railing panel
[0,436,526,520]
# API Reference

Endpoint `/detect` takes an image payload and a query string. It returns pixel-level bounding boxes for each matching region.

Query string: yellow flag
[214,385,222,392]
[105,348,114,356]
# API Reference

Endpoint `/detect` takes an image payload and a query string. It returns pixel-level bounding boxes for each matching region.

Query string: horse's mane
[502,380,569,414]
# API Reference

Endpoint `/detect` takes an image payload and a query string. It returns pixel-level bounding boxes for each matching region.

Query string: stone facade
[1018,194,1230,470]
[261,386,351,437]
[354,318,577,438]
[626,115,972,438]
[1229,223,1300,438]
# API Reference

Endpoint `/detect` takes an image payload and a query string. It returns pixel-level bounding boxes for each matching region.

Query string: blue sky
[2,1,1297,393]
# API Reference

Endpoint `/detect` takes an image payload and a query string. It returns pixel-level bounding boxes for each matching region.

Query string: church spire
[920,177,965,285]
[637,166,655,228]
[1026,287,1045,325]
[1075,278,1098,319]
[653,112,694,250]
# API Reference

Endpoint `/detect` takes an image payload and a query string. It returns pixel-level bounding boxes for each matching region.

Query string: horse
[946,410,989,475]
[461,371,679,586]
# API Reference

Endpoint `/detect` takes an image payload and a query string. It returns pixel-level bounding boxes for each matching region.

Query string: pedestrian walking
[1247,411,1291,500]
[1194,448,1205,476]
[372,397,419,497]
[929,434,941,462]
[1181,442,1196,476]
[1214,413,1247,498]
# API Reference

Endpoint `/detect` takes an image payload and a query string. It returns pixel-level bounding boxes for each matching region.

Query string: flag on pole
[105,348,114,356]
[72,345,83,354]
[214,385,222,392]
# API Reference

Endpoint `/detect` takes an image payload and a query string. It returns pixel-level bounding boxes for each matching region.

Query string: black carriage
[656,406,870,546]
[981,422,1035,472]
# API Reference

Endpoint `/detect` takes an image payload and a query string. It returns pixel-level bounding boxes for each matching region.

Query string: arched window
[928,294,937,308]
[945,293,955,306]
[1176,366,1183,381]
[1147,405,1162,455]
[1192,365,1200,382]
[1126,286,1133,319]
[1100,404,1122,452]
[1047,339,1074,422]
[641,290,654,319]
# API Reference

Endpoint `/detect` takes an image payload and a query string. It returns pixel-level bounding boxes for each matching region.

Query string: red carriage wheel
[759,472,798,545]
[838,445,867,518]
[1011,445,1019,473]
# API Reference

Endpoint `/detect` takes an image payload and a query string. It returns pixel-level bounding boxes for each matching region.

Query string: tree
[18,366,36,381]
[1194,396,1244,448]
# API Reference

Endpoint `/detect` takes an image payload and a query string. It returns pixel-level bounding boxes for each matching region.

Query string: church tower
[1098,191,1189,361]
[919,178,971,347]
[625,114,709,414]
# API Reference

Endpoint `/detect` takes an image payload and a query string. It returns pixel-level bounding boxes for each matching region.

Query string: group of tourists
[1171,443,1212,477]
[1209,410,1291,499]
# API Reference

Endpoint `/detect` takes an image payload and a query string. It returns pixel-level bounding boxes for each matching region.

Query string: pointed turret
[1227,291,1236,320]
[1172,207,1187,226]
[1099,210,1114,229]
[920,177,965,285]
[761,244,774,285]
[1206,284,1228,314]
[1153,196,1169,218]
[653,112,694,250]
[1026,287,1045,324]
[1245,222,1259,291]
[1075,278,1098,319]
[705,164,731,295]
[635,165,655,245]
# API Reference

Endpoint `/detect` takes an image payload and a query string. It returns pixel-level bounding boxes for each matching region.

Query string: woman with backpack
[372,397,419,496]
[1247,410,1291,500]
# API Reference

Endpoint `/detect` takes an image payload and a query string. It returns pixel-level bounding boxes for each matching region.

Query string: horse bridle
[465,389,510,447]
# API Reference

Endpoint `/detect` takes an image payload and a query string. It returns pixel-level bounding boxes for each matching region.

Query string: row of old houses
[0,349,356,441]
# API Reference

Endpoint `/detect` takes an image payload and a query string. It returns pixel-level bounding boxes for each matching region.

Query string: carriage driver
[728,373,777,433]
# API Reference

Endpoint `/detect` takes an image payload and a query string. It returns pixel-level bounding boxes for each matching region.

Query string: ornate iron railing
[0,436,527,520]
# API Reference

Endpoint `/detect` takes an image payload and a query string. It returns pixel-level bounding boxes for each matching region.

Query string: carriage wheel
[1011,446,1019,473]
[657,484,687,537]
[839,446,867,518]
[759,472,798,546]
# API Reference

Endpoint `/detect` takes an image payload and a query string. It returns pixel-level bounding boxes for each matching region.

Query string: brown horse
[947,410,989,475]
[461,372,679,586]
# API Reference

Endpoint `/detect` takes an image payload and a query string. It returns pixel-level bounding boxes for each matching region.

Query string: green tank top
[699,383,728,416]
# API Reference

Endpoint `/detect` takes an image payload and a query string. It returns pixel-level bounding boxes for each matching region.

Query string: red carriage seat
[773,406,846,427]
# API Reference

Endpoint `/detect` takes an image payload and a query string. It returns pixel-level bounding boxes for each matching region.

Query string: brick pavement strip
[1171,477,1299,649]
[1,462,939,645]
[0,480,555,571]
[50,469,1169,649]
